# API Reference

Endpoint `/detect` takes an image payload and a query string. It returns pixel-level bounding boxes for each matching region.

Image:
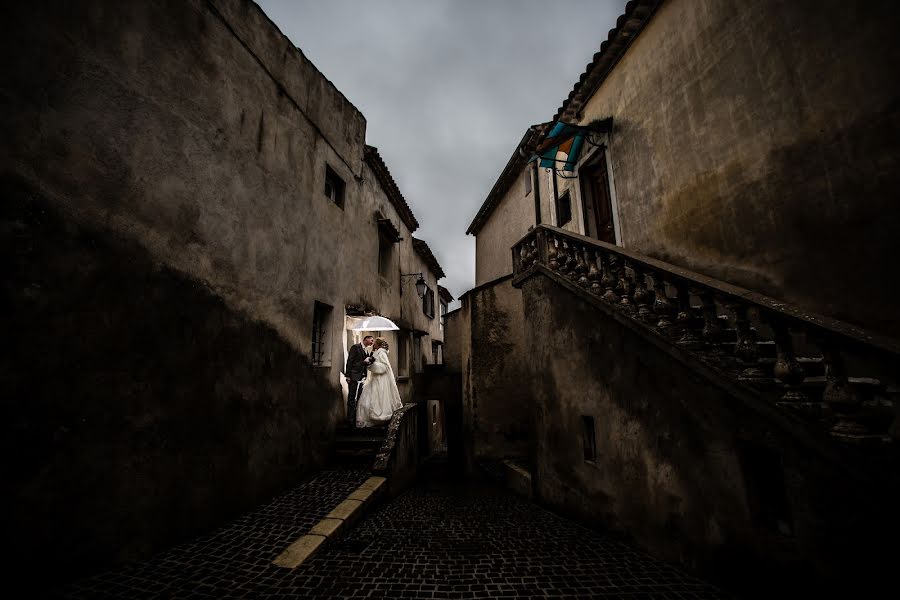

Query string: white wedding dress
[356,348,402,427]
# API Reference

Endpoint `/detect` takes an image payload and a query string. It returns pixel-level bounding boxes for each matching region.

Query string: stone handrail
[372,403,420,490]
[512,224,899,445]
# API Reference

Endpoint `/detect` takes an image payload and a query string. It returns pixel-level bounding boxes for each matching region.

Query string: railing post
[772,321,808,401]
[652,276,673,329]
[588,250,602,293]
[819,341,880,443]
[601,253,619,303]
[575,243,590,287]
[547,234,559,270]
[730,303,766,381]
[618,260,636,313]
[700,292,725,348]
[633,267,653,322]
[535,229,548,268]
[675,282,703,349]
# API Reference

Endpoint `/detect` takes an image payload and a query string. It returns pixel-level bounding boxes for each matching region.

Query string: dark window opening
[397,332,409,377]
[738,441,794,536]
[556,190,572,227]
[440,300,448,329]
[581,415,597,462]
[312,301,333,366]
[378,230,394,278]
[324,165,345,209]
[423,287,435,319]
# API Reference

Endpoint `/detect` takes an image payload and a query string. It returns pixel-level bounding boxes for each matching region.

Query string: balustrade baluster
[675,283,703,349]
[556,240,570,276]
[588,250,602,294]
[730,303,766,381]
[517,242,528,271]
[575,245,590,287]
[652,276,674,329]
[819,342,878,443]
[547,236,559,270]
[601,254,619,303]
[618,260,636,313]
[565,242,578,278]
[700,293,725,347]
[632,268,653,322]
[772,322,808,404]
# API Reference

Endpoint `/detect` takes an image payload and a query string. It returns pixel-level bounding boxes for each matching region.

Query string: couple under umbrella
[345,330,402,428]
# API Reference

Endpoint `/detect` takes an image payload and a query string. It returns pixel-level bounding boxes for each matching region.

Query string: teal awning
[535,122,586,171]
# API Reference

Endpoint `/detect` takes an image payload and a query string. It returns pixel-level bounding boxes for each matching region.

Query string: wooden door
[580,152,616,244]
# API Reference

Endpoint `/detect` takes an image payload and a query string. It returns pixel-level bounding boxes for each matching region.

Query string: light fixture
[401,272,427,299]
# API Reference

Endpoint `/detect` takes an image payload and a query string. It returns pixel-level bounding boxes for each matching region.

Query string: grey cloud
[257,0,624,304]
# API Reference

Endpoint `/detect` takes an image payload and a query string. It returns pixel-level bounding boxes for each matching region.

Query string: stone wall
[1,183,335,586]
[450,278,533,470]
[519,271,897,595]
[567,0,900,336]
[0,0,426,587]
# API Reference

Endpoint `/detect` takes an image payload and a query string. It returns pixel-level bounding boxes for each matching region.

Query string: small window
[423,287,435,319]
[556,190,572,227]
[311,301,333,366]
[378,230,393,278]
[439,300,448,330]
[324,165,345,209]
[413,334,424,373]
[432,341,442,365]
[397,331,409,377]
[581,415,597,462]
[524,170,532,195]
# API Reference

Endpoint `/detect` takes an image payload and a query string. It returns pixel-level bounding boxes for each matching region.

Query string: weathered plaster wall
[520,272,896,595]
[454,278,532,467]
[475,168,539,286]
[443,308,464,372]
[0,0,433,586]
[1,184,335,586]
[576,0,900,335]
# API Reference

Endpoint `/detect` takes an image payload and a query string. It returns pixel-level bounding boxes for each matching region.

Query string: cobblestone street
[58,465,730,599]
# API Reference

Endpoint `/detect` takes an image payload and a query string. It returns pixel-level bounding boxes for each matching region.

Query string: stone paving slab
[55,468,370,599]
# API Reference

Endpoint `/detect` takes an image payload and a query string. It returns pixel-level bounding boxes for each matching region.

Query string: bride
[356,337,402,427]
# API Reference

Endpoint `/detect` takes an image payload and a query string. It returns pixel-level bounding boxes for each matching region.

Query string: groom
[344,335,375,427]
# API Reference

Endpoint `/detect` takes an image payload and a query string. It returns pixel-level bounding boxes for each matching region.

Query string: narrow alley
[5,1,900,597]
[58,464,729,599]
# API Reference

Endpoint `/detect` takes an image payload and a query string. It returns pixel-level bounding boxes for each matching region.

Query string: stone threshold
[272,475,387,568]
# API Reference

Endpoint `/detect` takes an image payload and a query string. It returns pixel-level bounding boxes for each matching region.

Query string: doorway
[579,149,616,244]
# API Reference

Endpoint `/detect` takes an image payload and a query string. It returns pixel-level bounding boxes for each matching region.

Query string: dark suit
[345,343,371,425]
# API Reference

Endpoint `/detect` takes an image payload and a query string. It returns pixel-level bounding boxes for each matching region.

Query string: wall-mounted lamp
[401,272,427,298]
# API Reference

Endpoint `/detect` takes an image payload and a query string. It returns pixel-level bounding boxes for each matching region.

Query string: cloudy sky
[257,0,624,305]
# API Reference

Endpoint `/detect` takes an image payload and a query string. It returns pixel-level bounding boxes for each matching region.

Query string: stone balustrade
[512,225,900,445]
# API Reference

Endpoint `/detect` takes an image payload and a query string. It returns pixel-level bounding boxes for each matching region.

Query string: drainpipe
[551,164,559,222]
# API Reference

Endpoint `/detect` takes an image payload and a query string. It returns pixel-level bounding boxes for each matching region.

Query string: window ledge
[396,376,410,382]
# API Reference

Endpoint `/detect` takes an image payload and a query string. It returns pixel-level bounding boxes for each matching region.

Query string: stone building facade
[448,0,900,593]
[1,0,446,588]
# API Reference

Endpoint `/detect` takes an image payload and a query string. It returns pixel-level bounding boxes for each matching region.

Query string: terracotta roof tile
[364,145,419,232]
[411,237,446,279]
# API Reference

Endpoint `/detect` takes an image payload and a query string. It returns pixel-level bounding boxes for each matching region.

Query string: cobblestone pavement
[56,468,370,600]
[58,466,731,599]
[290,472,732,600]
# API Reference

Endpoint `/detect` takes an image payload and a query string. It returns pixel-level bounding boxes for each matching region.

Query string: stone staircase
[332,424,389,469]
[513,224,900,450]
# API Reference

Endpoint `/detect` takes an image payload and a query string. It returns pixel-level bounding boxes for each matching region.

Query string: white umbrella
[348,315,400,331]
